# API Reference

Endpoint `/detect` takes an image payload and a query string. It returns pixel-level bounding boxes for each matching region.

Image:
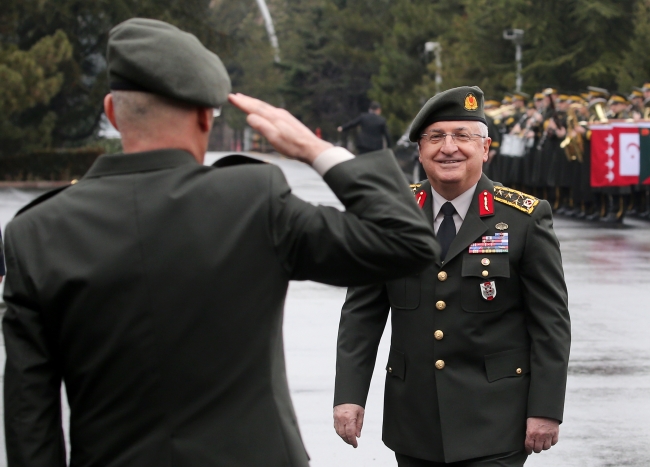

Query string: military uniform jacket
[334,174,570,463]
[3,149,438,467]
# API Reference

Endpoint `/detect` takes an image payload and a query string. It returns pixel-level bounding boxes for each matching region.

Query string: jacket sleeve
[0,226,6,276]
[334,284,390,407]
[340,115,362,132]
[270,149,439,286]
[519,200,571,422]
[2,225,67,467]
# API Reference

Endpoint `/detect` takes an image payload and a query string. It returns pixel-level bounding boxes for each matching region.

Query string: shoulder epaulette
[493,186,539,215]
[15,185,71,217]
[410,183,422,194]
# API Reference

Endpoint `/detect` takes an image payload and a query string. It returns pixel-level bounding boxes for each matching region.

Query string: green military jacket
[334,174,570,463]
[3,149,438,467]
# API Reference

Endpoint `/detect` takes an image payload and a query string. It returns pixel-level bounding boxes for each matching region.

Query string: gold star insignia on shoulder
[410,183,422,194]
[493,186,539,215]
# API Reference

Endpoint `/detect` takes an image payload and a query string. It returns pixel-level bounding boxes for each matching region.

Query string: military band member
[333,86,570,467]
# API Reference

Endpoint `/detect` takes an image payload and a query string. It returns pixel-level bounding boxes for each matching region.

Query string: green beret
[408,86,487,142]
[107,18,231,108]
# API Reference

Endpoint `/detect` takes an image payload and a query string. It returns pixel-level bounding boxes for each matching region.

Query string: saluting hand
[333,403,365,448]
[228,93,332,165]
[525,417,560,455]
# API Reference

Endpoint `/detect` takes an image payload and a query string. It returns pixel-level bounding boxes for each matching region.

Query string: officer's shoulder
[493,185,540,215]
[14,184,72,218]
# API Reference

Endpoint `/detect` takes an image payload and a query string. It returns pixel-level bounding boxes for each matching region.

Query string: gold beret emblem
[464,93,478,111]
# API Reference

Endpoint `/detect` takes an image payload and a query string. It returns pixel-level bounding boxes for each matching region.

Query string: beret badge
[464,93,479,111]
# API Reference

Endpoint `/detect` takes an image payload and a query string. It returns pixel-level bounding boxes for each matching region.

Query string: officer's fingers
[246,114,280,143]
[228,93,274,116]
[344,422,358,448]
[524,435,535,455]
[542,435,553,451]
[552,430,559,446]
[356,409,365,437]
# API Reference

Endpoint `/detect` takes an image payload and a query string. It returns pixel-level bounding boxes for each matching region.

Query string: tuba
[560,104,585,163]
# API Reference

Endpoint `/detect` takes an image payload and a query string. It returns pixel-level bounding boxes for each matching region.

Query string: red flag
[590,123,640,187]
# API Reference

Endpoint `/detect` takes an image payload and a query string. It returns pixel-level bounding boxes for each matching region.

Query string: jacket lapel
[442,174,494,265]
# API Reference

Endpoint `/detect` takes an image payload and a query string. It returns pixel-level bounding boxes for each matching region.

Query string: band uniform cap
[512,91,529,101]
[608,92,629,105]
[629,88,643,99]
[642,82,650,91]
[534,92,545,100]
[587,86,610,99]
[485,99,501,108]
[408,86,487,142]
[543,87,557,96]
[107,18,231,108]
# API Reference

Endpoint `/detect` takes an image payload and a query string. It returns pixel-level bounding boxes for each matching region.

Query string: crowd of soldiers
[483,85,650,223]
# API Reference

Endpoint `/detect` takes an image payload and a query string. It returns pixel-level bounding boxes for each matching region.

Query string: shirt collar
[431,182,479,221]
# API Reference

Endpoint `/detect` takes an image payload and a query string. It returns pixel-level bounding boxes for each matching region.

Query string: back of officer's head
[106,18,231,146]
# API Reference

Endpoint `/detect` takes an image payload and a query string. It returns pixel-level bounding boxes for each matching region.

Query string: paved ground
[1,152,649,466]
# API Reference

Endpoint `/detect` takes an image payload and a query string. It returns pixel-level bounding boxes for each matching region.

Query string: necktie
[437,202,456,261]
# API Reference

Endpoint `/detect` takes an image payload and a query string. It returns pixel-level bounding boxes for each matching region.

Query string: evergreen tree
[0,30,72,156]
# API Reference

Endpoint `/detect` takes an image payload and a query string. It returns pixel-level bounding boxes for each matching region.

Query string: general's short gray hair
[476,122,488,138]
[111,90,194,128]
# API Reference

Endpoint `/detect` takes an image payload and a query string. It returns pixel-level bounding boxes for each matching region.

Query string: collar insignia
[478,190,494,217]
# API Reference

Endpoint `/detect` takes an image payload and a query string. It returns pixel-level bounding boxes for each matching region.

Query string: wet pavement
[1,153,649,466]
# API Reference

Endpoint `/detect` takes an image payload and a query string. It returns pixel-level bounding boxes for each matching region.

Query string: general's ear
[104,94,118,130]
[197,107,213,133]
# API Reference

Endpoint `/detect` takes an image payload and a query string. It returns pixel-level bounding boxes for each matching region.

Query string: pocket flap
[462,254,510,278]
[386,348,406,380]
[484,347,530,382]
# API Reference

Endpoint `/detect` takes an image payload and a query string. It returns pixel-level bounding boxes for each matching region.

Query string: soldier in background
[554,94,574,215]
[538,88,566,209]
[564,94,592,219]
[338,101,392,154]
[585,87,610,221]
[629,88,644,120]
[483,99,502,179]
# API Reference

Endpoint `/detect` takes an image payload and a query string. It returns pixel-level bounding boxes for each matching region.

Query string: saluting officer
[2,18,438,467]
[333,86,571,467]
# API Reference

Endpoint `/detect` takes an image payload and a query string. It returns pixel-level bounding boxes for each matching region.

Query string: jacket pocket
[484,347,530,382]
[386,348,406,381]
[460,254,509,313]
[386,274,420,310]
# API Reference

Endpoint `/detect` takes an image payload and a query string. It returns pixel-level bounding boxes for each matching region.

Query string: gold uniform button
[435,360,445,370]
[435,300,446,310]
[481,258,491,266]
[388,367,393,373]
[434,330,444,340]
[437,271,448,281]
[516,368,522,375]
[482,270,489,277]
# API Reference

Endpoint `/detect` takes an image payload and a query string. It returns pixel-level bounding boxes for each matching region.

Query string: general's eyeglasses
[420,132,486,144]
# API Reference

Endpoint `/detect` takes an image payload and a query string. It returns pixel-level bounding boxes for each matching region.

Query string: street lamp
[503,29,524,91]
[424,41,442,94]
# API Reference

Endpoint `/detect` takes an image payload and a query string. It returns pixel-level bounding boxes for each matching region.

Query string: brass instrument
[560,103,585,163]
[589,101,608,123]
[644,105,650,120]
[485,104,515,119]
